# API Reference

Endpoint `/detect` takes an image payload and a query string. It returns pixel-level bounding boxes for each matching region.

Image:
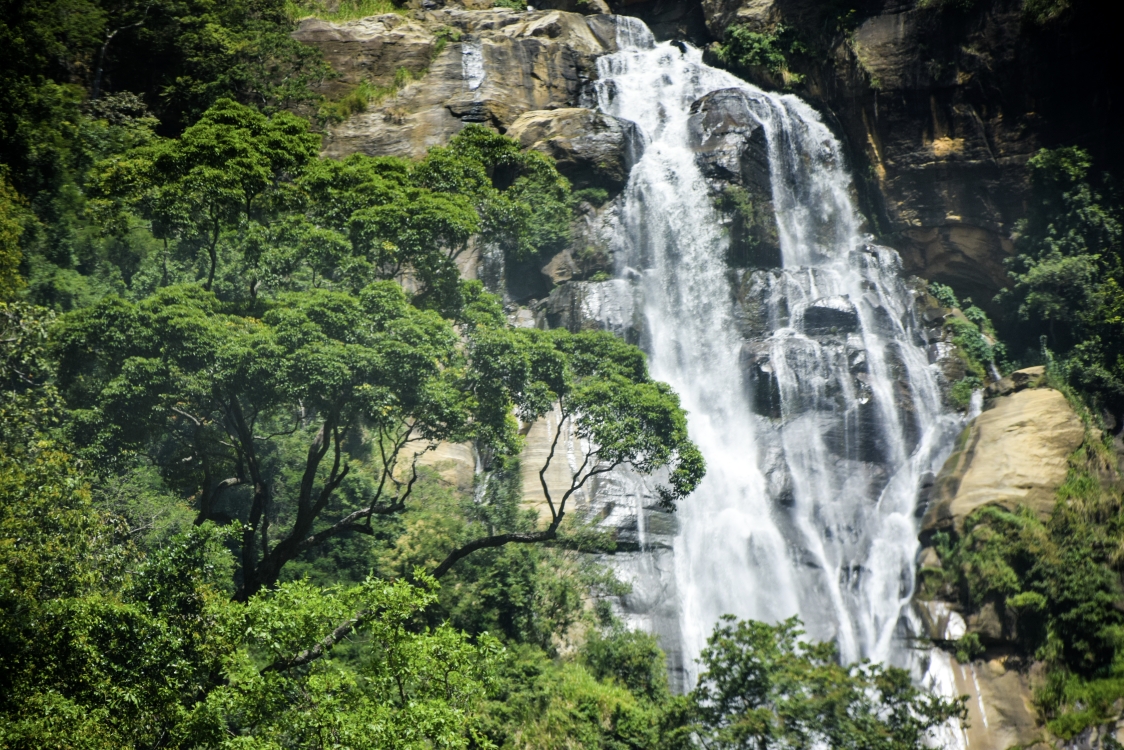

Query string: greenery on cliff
[925,146,1124,740]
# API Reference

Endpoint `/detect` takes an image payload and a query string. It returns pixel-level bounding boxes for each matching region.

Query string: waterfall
[591,18,964,688]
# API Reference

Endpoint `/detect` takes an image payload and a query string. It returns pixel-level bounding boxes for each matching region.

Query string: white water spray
[593,18,963,689]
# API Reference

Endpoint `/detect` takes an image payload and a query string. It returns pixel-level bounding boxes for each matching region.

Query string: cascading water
[591,17,965,691]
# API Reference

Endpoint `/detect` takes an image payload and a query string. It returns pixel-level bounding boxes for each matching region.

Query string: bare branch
[171,406,203,427]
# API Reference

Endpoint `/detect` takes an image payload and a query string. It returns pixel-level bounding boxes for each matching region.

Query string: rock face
[921,376,1084,539]
[939,651,1044,750]
[599,0,1122,314]
[700,0,778,39]
[294,15,439,98]
[506,107,642,190]
[294,9,623,160]
[687,88,781,267]
[687,88,770,190]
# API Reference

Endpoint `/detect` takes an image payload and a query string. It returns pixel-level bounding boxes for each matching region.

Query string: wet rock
[802,295,858,335]
[921,386,1085,541]
[742,342,782,419]
[916,599,966,642]
[533,279,640,342]
[937,652,1042,750]
[506,107,642,190]
[687,88,771,192]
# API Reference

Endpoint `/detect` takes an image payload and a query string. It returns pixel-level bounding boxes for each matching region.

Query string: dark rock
[533,279,640,343]
[802,295,858,335]
[507,107,643,191]
[687,88,771,192]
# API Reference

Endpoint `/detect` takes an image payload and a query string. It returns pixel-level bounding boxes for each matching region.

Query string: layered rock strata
[294,9,623,159]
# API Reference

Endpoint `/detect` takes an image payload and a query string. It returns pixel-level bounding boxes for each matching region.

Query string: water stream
[590,18,964,691]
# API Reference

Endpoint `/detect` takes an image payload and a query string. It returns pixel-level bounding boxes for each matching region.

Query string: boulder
[533,278,639,342]
[540,247,581,285]
[921,384,1085,539]
[507,108,642,190]
[687,88,771,192]
[296,9,624,160]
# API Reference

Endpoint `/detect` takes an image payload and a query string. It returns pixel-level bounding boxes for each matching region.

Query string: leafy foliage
[930,453,1124,738]
[997,147,1124,416]
[713,24,807,87]
[690,616,966,749]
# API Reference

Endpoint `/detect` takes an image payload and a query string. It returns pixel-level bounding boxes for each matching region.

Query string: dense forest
[2,0,1123,747]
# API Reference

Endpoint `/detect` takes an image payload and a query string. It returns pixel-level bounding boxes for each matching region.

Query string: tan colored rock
[518,405,588,522]
[293,15,438,97]
[507,108,641,190]
[922,385,1084,537]
[532,0,611,15]
[541,248,580,285]
[295,9,622,161]
[412,441,476,492]
[942,654,1044,750]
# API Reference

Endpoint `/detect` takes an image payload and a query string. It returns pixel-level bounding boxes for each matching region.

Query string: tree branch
[538,402,568,523]
[431,530,557,579]
[261,609,371,674]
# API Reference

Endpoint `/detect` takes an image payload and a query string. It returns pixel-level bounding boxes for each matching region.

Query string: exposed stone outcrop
[920,372,1084,539]
[614,0,1123,316]
[412,441,477,491]
[533,278,640,342]
[687,88,781,266]
[531,0,612,16]
[294,9,623,160]
[294,14,439,99]
[700,0,778,39]
[507,107,642,190]
[936,650,1045,750]
[687,88,771,191]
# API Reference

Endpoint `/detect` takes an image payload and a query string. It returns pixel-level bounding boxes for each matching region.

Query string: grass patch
[318,67,419,124]
[285,0,404,23]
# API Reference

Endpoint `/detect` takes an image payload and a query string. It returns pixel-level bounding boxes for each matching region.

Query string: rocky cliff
[611,0,1121,317]
[290,4,1121,745]
[297,0,1121,319]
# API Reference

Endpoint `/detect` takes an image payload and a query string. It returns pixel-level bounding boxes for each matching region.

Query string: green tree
[0,446,502,749]
[53,282,488,599]
[0,447,237,749]
[0,302,61,454]
[691,616,966,750]
[188,574,502,750]
[95,98,321,292]
[0,175,27,300]
[997,147,1124,413]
